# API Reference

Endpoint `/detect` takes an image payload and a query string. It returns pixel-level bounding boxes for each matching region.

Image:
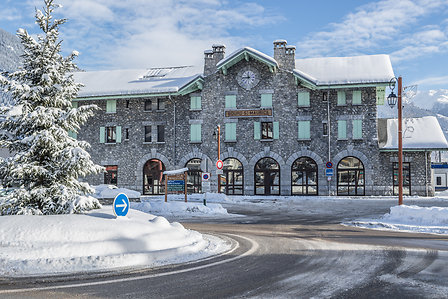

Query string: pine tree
[0,0,103,215]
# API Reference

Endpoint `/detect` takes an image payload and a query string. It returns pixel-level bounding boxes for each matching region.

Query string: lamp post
[387,77,403,205]
[213,125,221,193]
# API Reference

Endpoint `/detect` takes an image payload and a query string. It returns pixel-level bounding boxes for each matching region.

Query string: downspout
[169,95,176,166]
[425,151,428,197]
[327,89,331,196]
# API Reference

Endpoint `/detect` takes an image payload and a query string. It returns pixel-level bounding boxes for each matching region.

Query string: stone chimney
[203,44,226,76]
[273,39,295,70]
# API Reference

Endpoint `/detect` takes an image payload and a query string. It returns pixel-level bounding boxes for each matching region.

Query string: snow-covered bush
[0,0,103,215]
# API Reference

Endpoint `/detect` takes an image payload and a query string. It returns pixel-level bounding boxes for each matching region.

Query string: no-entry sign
[216,160,223,170]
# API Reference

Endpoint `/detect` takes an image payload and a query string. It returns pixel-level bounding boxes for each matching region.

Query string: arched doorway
[185,158,202,194]
[143,159,165,195]
[254,158,280,195]
[337,156,365,196]
[291,157,318,195]
[221,158,244,195]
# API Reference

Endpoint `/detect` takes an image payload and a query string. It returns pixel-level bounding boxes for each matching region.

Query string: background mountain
[0,28,22,104]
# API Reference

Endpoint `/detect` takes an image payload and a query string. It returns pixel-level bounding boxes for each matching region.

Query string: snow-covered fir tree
[0,0,103,215]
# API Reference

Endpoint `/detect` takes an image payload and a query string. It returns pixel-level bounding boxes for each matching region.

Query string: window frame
[104,165,118,185]
[144,125,152,143]
[261,122,274,140]
[157,125,165,143]
[393,162,411,195]
[144,99,152,111]
[105,126,116,143]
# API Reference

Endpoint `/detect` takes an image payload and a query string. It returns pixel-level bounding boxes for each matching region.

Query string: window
[106,100,116,113]
[292,157,318,195]
[225,123,236,142]
[337,157,365,196]
[221,158,244,195]
[437,176,442,186]
[323,122,328,136]
[393,162,411,195]
[144,99,152,111]
[106,126,116,143]
[337,91,346,105]
[225,95,236,109]
[353,119,363,139]
[261,94,272,108]
[338,120,347,139]
[143,159,165,195]
[185,158,202,194]
[190,96,201,110]
[322,91,328,102]
[255,158,280,195]
[104,165,118,185]
[261,122,273,139]
[157,98,165,110]
[190,124,201,143]
[126,100,130,108]
[157,125,165,142]
[298,92,310,107]
[298,121,310,139]
[144,126,152,142]
[352,90,362,105]
[125,128,129,140]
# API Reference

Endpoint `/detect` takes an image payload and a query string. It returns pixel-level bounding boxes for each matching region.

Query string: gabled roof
[216,47,278,74]
[73,66,203,99]
[378,116,448,151]
[293,54,394,89]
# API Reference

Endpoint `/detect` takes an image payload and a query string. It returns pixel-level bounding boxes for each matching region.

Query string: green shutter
[116,126,122,143]
[72,101,78,108]
[337,91,346,105]
[298,92,310,107]
[338,120,347,139]
[225,123,236,141]
[225,95,236,109]
[68,130,77,139]
[273,122,279,139]
[190,96,201,110]
[254,122,261,140]
[376,86,385,105]
[190,124,201,142]
[352,91,362,105]
[298,121,310,139]
[100,127,105,143]
[106,100,116,113]
[261,94,272,108]
[353,119,362,139]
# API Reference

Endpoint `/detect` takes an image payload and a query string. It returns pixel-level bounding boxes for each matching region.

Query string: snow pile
[92,184,141,199]
[0,207,229,277]
[132,200,228,217]
[348,205,448,235]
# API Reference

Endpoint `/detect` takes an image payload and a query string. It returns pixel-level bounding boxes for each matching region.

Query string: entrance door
[221,158,244,195]
[291,157,318,195]
[337,156,365,196]
[255,158,280,195]
[143,159,165,195]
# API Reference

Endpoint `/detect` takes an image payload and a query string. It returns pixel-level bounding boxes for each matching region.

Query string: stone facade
[77,41,434,197]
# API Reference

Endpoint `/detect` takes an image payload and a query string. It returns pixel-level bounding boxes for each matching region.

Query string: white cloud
[413,75,448,86]
[0,8,21,21]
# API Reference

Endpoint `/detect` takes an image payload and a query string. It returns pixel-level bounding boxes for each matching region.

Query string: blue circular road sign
[113,193,130,217]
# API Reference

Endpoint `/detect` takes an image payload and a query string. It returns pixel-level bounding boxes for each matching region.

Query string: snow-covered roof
[74,66,203,98]
[216,47,278,70]
[294,54,394,86]
[163,168,189,175]
[378,116,448,151]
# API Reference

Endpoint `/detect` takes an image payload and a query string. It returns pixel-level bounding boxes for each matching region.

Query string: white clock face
[237,68,259,90]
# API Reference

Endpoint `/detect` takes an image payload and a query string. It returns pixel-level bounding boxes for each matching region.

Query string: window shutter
[254,122,261,140]
[68,130,77,139]
[353,119,362,139]
[337,91,346,105]
[298,92,310,107]
[106,100,116,113]
[116,126,122,143]
[352,91,362,105]
[261,94,272,108]
[190,96,201,110]
[338,120,347,139]
[72,101,78,108]
[190,124,195,142]
[225,95,237,109]
[298,121,310,139]
[100,127,105,143]
[190,124,201,142]
[273,122,279,139]
[225,123,236,141]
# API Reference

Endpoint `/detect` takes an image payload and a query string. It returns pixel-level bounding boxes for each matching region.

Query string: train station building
[73,40,448,196]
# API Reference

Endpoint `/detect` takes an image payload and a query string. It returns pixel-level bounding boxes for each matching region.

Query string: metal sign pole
[184,171,187,203]
[164,174,168,202]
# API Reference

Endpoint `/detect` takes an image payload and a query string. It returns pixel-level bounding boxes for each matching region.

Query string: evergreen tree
[0,0,103,215]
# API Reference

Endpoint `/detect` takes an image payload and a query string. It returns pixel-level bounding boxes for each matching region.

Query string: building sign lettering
[225,109,273,118]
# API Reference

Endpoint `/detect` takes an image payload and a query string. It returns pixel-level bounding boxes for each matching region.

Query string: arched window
[185,158,202,194]
[291,157,318,195]
[221,158,244,195]
[143,159,165,195]
[337,156,365,196]
[255,158,280,195]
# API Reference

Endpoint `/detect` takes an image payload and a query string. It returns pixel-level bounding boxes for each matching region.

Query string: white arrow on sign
[116,199,128,213]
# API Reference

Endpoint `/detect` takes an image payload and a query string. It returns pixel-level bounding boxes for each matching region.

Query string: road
[2,199,448,298]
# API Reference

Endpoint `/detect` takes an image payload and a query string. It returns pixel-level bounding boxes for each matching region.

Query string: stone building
[73,40,448,196]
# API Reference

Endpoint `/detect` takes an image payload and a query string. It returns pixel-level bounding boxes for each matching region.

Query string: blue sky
[1,0,447,91]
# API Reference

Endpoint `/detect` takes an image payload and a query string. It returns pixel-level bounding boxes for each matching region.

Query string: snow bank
[0,207,229,276]
[92,184,140,199]
[132,200,228,217]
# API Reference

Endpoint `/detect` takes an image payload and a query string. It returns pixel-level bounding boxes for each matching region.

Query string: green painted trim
[178,77,204,96]
[380,148,448,152]
[217,49,278,74]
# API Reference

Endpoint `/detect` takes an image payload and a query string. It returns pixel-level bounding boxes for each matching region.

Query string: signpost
[113,193,129,217]
[201,172,211,206]
[200,157,214,173]
[164,172,187,203]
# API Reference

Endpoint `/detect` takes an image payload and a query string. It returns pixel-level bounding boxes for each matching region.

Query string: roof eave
[216,48,278,75]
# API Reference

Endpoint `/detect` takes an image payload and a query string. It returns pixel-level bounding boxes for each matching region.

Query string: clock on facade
[237,68,260,90]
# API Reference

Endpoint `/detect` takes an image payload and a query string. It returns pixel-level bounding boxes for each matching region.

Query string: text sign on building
[225,109,272,118]
[113,193,129,217]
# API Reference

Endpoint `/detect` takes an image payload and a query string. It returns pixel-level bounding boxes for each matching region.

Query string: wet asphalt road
[2,198,448,298]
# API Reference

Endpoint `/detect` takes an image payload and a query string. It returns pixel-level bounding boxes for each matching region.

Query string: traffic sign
[202,172,210,182]
[325,168,334,176]
[113,193,129,217]
[216,160,223,170]
[326,161,333,168]
[216,169,223,175]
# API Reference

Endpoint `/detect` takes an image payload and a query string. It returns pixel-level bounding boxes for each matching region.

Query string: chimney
[203,44,226,76]
[273,39,295,70]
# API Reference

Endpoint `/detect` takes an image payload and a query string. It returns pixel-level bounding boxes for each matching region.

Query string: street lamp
[387,77,403,205]
[213,125,222,193]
